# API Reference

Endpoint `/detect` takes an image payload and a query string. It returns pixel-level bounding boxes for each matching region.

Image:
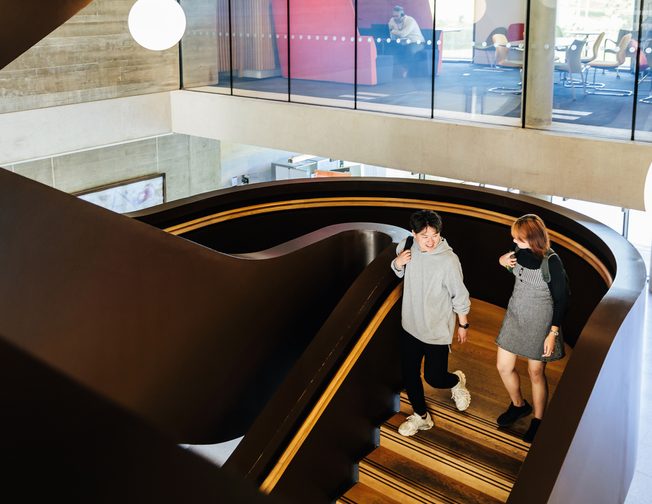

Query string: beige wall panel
[220,142,296,187]
[53,138,158,194]
[0,93,172,165]
[159,159,191,202]
[188,136,221,195]
[6,133,221,207]
[156,133,220,202]
[170,91,652,209]
[157,134,191,203]
[11,159,54,187]
[0,0,179,113]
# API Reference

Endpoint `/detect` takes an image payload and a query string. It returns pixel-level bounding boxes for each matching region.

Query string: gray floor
[625,282,652,504]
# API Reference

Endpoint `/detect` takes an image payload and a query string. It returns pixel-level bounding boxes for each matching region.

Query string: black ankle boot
[496,400,533,427]
[523,418,541,443]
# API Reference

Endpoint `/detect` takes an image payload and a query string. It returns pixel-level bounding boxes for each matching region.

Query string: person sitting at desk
[388,5,426,78]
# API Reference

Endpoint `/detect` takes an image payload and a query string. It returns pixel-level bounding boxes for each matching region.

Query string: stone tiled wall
[0,0,180,114]
[6,134,220,204]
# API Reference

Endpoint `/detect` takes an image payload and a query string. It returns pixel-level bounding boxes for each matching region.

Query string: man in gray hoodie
[391,210,471,436]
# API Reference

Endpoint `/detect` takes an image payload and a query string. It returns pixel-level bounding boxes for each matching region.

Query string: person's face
[512,231,529,249]
[413,226,440,252]
[392,9,402,21]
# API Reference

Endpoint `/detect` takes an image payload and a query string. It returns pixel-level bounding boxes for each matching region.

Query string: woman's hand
[499,251,517,268]
[542,333,557,358]
[457,326,468,344]
[395,249,412,268]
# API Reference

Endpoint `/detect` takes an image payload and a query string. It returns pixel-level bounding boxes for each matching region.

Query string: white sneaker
[451,370,471,411]
[398,412,434,437]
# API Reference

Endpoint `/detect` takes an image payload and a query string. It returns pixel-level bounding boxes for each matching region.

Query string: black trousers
[400,328,460,416]
[388,43,425,77]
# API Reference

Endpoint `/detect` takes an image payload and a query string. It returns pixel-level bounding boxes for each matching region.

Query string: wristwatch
[458,322,470,329]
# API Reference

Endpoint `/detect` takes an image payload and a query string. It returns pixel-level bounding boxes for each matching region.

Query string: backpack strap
[404,235,414,253]
[541,248,557,283]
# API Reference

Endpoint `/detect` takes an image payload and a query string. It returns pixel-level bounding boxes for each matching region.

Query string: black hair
[409,210,442,234]
[393,5,405,16]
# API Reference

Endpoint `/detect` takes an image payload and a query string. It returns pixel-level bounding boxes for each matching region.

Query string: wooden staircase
[339,299,569,503]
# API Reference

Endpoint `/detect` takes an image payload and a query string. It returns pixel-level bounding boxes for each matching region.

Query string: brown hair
[511,214,550,258]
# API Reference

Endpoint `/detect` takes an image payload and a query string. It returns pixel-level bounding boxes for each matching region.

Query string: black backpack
[541,248,571,300]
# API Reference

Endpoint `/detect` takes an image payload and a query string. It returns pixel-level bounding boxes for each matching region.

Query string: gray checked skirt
[496,264,565,362]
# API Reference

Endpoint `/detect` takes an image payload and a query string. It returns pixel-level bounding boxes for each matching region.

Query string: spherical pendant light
[128,0,187,51]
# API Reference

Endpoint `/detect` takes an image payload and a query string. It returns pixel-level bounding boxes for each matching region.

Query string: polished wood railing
[138,177,645,503]
[0,171,644,503]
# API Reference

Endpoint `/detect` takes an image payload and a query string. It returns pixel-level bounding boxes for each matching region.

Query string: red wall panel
[271,0,378,85]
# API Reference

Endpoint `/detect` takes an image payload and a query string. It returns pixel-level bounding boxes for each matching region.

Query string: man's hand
[395,249,412,268]
[457,327,468,344]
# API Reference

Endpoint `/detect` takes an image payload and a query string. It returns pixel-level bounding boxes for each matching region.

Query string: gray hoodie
[391,237,471,345]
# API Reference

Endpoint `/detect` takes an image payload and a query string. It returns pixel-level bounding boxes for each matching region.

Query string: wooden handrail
[165,196,612,286]
[259,283,403,493]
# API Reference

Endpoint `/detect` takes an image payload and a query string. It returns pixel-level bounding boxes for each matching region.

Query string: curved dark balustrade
[0,171,395,445]
[137,178,614,348]
[138,177,646,504]
[224,244,403,482]
[0,337,283,503]
[1,170,645,502]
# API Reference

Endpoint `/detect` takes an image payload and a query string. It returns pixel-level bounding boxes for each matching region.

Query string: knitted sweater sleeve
[547,255,568,326]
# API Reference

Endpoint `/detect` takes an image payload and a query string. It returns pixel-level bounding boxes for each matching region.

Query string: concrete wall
[0,93,173,165]
[0,0,179,114]
[170,90,652,210]
[220,141,297,186]
[4,133,220,204]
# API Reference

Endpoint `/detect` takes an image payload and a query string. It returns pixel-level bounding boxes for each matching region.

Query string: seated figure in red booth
[388,5,426,78]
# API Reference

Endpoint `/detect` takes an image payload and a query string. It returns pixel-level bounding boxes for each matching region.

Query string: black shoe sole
[496,404,533,427]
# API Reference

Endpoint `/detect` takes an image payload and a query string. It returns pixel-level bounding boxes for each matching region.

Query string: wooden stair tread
[338,298,571,503]
[360,446,503,504]
[399,392,530,460]
[383,413,522,481]
[338,482,403,504]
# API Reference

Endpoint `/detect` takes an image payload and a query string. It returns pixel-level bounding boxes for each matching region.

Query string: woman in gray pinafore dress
[494,215,569,444]
[496,261,564,361]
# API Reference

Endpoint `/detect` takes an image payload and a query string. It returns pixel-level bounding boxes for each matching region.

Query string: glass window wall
[181,0,231,94]
[356,1,433,117]
[289,1,355,107]
[434,0,525,125]
[231,0,287,101]
[551,0,640,139]
[635,0,652,140]
[179,0,652,142]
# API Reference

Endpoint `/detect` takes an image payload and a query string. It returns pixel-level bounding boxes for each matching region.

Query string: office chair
[581,32,605,65]
[586,33,633,96]
[604,29,631,57]
[636,39,652,103]
[507,22,525,42]
[473,26,507,69]
[554,39,586,100]
[488,33,523,94]
[603,30,632,78]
